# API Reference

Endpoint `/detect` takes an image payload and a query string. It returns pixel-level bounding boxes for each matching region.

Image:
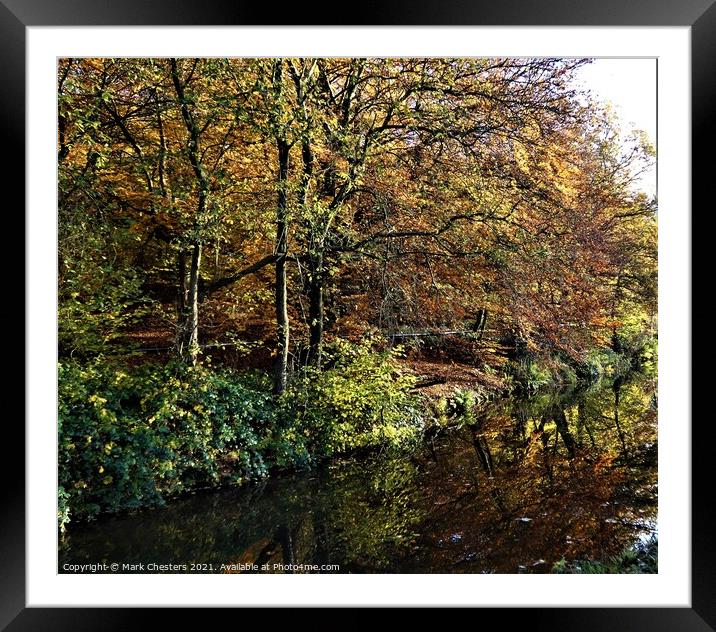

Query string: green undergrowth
[552,535,658,574]
[58,340,424,533]
[503,336,657,396]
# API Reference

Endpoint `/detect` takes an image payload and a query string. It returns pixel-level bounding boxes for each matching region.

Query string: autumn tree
[58,56,657,390]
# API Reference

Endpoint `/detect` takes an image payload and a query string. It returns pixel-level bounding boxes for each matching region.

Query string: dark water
[59,373,657,574]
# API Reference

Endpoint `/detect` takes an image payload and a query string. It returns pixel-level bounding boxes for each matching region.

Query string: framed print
[10,0,709,627]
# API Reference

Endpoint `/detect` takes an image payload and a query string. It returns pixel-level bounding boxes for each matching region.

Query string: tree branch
[203,253,301,297]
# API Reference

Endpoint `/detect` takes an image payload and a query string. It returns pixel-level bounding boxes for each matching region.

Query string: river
[59,372,657,574]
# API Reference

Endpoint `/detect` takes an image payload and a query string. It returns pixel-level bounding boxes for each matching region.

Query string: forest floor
[404,357,509,399]
[124,320,513,400]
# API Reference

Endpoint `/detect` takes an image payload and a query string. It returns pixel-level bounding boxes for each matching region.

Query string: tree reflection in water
[59,374,657,573]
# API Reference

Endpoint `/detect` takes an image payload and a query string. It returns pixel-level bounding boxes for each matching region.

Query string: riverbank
[58,337,654,534]
[552,535,658,574]
[59,339,427,533]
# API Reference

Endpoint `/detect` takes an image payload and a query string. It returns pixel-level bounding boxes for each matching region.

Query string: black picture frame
[8,0,708,626]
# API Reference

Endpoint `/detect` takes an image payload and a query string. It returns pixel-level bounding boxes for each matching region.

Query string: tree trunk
[183,241,202,365]
[473,308,488,339]
[307,253,324,368]
[273,138,290,394]
[176,248,189,357]
[171,58,209,367]
[296,106,323,369]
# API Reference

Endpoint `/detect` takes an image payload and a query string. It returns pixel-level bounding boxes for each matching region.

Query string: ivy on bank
[58,340,423,533]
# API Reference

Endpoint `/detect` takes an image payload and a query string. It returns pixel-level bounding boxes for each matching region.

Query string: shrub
[445,388,479,425]
[58,360,276,526]
[505,358,553,394]
[579,346,640,380]
[281,339,424,457]
[58,342,426,529]
[57,486,71,534]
